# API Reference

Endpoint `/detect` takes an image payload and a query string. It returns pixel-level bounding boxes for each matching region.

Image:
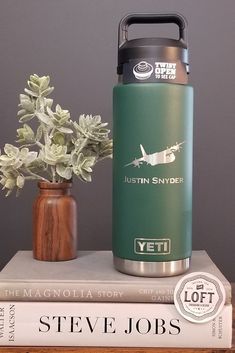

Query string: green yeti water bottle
[113,13,193,277]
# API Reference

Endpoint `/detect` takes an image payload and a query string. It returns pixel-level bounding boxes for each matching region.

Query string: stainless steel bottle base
[113,256,190,277]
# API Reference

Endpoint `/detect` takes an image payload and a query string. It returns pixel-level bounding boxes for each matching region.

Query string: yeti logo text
[135,238,171,255]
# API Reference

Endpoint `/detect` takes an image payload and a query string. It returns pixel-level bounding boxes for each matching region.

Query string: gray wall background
[0,0,234,281]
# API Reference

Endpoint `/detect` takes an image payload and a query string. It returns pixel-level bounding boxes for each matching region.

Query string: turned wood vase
[33,182,77,261]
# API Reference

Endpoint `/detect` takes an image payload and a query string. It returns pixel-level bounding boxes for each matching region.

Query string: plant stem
[76,137,88,154]
[24,176,45,181]
[51,166,56,182]
[97,155,112,163]
[18,142,36,148]
[23,168,50,182]
[35,141,44,149]
[49,128,55,139]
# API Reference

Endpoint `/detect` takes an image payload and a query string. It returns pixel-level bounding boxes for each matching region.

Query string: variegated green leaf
[36,112,53,126]
[39,76,50,91]
[24,88,39,97]
[16,175,25,188]
[41,87,54,97]
[57,126,73,134]
[19,113,35,123]
[35,125,43,141]
[56,164,72,180]
[28,81,40,93]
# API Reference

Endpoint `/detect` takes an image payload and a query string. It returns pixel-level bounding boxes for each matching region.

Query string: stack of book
[0,250,232,348]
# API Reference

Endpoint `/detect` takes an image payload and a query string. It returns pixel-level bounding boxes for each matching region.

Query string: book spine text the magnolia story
[0,301,232,348]
[0,282,176,303]
[0,281,231,304]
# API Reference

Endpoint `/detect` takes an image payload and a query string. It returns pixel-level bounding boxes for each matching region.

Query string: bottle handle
[118,13,187,48]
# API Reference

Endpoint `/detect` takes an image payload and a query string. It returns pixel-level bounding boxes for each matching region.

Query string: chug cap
[117,13,189,84]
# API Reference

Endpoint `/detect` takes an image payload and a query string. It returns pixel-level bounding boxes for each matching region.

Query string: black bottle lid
[117,13,189,84]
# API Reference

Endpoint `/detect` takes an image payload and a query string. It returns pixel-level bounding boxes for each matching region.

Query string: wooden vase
[33,181,77,261]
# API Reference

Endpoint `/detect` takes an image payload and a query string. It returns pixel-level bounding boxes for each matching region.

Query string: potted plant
[0,74,112,261]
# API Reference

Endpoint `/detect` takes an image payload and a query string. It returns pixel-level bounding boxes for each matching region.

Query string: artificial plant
[0,74,112,196]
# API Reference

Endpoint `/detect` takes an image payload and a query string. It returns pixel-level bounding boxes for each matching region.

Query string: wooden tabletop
[0,347,232,353]
[0,284,234,353]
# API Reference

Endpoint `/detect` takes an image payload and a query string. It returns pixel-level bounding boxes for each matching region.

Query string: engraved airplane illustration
[125,141,185,168]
